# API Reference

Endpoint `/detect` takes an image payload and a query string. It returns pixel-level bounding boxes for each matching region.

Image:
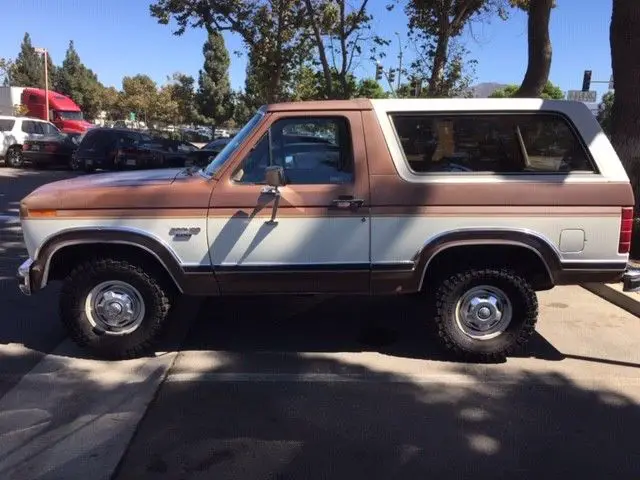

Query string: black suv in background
[71,128,198,172]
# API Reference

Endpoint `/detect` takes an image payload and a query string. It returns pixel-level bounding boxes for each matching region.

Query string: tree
[489,80,564,99]
[290,64,322,101]
[150,0,310,103]
[54,40,105,120]
[355,78,387,98]
[610,0,640,208]
[405,0,506,97]
[195,31,233,127]
[167,73,196,125]
[302,0,378,99]
[154,84,181,125]
[100,86,123,120]
[0,58,12,85]
[511,0,555,97]
[121,75,158,124]
[9,32,55,89]
[597,91,614,136]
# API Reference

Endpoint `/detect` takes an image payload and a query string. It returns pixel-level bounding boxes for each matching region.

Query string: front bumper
[17,258,34,295]
[623,266,640,292]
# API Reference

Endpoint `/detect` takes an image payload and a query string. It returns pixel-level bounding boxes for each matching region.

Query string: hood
[21,168,214,212]
[56,168,185,188]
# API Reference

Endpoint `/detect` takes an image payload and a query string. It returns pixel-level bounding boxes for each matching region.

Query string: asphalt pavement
[0,167,639,480]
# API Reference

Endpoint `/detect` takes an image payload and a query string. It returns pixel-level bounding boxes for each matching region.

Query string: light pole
[395,32,403,92]
[34,47,49,122]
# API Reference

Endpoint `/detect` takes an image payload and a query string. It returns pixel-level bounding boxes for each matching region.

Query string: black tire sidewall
[7,148,22,168]
[60,260,169,359]
[435,269,537,358]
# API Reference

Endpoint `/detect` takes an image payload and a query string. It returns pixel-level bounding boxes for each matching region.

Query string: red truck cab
[22,88,93,134]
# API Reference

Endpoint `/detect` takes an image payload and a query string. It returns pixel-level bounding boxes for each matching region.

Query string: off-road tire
[433,268,538,362]
[59,258,172,360]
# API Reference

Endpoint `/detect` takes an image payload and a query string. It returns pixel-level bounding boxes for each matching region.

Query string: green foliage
[355,78,387,98]
[303,0,379,99]
[0,58,12,85]
[597,91,614,135]
[9,33,55,89]
[167,72,196,124]
[404,1,496,97]
[54,41,105,119]
[121,74,158,122]
[489,80,564,99]
[195,31,233,126]
[150,1,310,103]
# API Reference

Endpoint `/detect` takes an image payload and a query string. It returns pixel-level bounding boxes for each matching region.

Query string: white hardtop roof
[370,98,592,116]
[0,115,51,122]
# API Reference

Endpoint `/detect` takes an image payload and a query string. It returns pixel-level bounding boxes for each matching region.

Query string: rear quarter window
[390,112,596,175]
[0,119,15,132]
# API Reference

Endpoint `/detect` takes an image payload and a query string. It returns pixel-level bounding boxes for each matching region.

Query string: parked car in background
[186,138,230,167]
[22,127,80,169]
[1,116,65,168]
[72,127,198,172]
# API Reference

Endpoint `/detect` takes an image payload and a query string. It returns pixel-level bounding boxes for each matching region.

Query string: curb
[582,283,640,317]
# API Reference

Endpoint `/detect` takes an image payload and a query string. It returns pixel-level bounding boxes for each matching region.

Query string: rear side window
[390,113,595,174]
[0,119,15,132]
[21,121,33,134]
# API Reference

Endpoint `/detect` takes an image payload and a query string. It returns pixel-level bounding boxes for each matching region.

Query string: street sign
[567,90,597,102]
[129,112,136,121]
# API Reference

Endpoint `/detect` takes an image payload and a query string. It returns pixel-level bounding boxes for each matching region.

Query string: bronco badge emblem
[169,227,201,238]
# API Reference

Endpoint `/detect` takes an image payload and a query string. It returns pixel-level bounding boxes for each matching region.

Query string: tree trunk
[514,0,553,98]
[427,16,450,97]
[610,0,640,211]
[304,0,333,98]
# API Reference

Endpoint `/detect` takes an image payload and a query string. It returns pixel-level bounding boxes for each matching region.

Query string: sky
[1,0,614,103]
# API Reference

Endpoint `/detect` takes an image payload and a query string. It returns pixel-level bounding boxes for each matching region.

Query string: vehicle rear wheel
[59,258,172,359]
[69,156,82,171]
[433,268,538,362]
[6,146,23,168]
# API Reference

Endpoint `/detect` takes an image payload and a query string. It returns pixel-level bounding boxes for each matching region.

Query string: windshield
[57,110,84,121]
[203,108,266,177]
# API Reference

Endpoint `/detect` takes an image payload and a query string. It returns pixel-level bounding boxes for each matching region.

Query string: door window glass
[233,117,354,184]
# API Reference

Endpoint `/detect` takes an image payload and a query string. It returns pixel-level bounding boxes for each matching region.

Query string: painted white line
[167,371,640,386]
[0,215,20,225]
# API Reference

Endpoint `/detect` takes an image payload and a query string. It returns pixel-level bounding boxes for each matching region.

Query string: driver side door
[208,111,371,294]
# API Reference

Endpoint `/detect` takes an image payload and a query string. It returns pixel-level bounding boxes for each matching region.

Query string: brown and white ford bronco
[16,98,640,361]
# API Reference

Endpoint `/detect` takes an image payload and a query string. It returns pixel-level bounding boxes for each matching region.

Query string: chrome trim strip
[18,258,33,296]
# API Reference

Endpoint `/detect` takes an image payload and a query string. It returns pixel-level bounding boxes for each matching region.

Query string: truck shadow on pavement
[112,349,640,480]
[174,295,565,364]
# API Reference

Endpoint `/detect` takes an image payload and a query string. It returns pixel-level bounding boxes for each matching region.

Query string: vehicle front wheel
[433,268,538,362]
[6,146,23,168]
[59,258,172,359]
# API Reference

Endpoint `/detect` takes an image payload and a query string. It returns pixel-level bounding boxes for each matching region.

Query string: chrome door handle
[331,198,364,209]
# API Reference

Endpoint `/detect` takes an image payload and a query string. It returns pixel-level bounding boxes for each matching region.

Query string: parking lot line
[0,215,20,225]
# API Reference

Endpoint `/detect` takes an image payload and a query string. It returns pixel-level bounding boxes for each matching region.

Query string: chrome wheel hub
[455,285,512,340]
[84,281,145,335]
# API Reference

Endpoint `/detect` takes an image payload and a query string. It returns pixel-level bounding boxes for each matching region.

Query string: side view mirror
[265,165,285,188]
[263,165,285,225]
